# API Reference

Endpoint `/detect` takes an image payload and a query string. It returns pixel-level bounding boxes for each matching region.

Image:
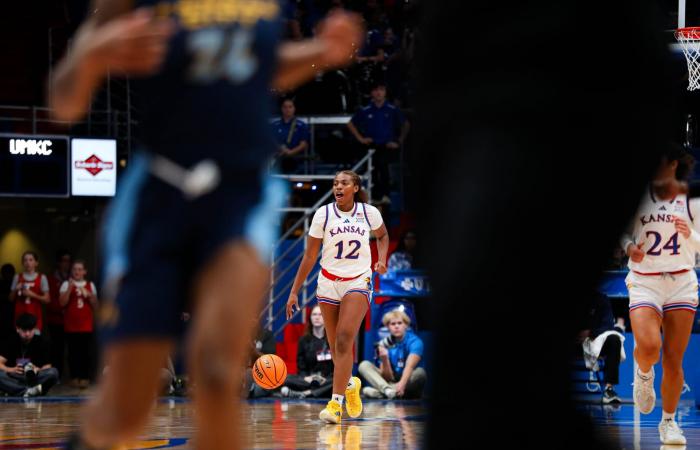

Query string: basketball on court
[252,354,287,390]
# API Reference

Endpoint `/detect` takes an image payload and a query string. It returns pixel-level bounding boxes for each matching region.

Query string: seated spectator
[9,251,50,332]
[272,98,310,174]
[579,291,626,404]
[59,260,98,389]
[359,309,426,399]
[0,313,59,396]
[280,305,333,399]
[388,230,418,270]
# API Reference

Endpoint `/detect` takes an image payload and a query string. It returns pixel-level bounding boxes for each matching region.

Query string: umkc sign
[8,139,54,155]
[0,134,69,197]
[10,139,53,156]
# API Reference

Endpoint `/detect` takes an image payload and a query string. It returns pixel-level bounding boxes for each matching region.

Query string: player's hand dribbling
[674,216,692,239]
[627,241,646,263]
[286,293,300,320]
[317,10,364,69]
[374,261,387,275]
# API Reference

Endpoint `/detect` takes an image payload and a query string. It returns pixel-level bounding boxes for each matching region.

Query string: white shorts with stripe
[626,270,699,317]
[316,269,373,307]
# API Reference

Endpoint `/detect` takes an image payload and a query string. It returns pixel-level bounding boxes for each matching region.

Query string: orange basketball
[252,354,287,390]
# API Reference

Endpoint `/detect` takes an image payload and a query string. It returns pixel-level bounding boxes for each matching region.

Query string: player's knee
[358,360,374,375]
[335,330,354,354]
[662,352,684,374]
[636,338,661,361]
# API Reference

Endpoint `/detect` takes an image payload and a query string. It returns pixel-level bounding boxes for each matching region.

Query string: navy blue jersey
[132,0,283,170]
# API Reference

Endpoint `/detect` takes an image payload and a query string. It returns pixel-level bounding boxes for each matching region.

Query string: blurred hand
[286,293,299,320]
[674,216,692,239]
[374,261,387,275]
[359,136,373,145]
[627,241,645,263]
[377,345,388,359]
[317,10,364,69]
[395,380,406,397]
[386,141,399,149]
[78,8,175,77]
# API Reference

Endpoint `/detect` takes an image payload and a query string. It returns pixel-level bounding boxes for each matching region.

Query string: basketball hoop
[676,27,700,90]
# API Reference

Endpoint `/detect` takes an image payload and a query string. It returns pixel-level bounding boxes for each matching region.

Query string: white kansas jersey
[624,187,700,273]
[309,202,383,277]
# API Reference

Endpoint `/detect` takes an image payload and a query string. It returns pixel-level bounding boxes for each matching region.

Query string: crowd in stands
[0,250,98,396]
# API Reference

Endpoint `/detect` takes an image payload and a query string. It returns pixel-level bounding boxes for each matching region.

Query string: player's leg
[319,303,340,359]
[188,241,267,450]
[658,309,694,444]
[334,292,368,414]
[318,292,368,423]
[629,307,662,414]
[80,339,174,448]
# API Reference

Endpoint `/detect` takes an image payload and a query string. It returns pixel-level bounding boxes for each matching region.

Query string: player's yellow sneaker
[344,376,363,418]
[319,399,343,424]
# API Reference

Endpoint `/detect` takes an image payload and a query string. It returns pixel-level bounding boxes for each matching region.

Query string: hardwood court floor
[584,402,700,449]
[0,397,426,449]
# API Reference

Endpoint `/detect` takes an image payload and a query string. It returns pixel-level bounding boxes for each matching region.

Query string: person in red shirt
[9,252,50,332]
[59,260,98,389]
[47,250,72,378]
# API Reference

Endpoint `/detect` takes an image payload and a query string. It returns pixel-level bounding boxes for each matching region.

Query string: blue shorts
[99,152,286,343]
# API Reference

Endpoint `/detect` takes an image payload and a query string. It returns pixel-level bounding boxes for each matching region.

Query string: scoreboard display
[0,134,70,197]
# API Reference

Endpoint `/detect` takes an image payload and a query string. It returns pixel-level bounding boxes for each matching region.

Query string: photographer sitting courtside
[359,309,426,399]
[0,313,58,396]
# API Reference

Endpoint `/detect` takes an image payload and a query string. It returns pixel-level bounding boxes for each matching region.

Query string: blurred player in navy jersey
[49,1,362,449]
[415,1,675,449]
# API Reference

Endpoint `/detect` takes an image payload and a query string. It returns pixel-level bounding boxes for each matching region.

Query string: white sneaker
[362,387,383,399]
[633,367,656,414]
[659,419,686,445]
[383,387,397,399]
[23,384,42,398]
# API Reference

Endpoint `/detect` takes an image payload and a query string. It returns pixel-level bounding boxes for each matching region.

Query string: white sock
[332,394,344,406]
[637,368,652,380]
[662,410,676,421]
[347,378,356,390]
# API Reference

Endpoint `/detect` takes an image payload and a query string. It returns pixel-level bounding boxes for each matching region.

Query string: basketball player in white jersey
[286,170,389,424]
[622,144,698,445]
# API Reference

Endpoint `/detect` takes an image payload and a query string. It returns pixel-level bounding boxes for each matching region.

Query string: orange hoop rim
[677,27,700,40]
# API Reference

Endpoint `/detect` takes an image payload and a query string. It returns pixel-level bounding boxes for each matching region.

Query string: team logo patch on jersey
[344,219,351,224]
[660,206,667,211]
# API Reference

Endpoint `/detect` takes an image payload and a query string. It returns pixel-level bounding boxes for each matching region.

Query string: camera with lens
[23,362,38,385]
[375,335,396,350]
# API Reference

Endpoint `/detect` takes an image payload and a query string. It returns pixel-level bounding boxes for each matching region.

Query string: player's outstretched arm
[48,4,173,122]
[373,223,389,275]
[273,10,363,92]
[286,236,323,319]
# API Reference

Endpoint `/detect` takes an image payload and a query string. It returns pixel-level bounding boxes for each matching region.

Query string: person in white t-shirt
[620,144,699,445]
[287,170,389,424]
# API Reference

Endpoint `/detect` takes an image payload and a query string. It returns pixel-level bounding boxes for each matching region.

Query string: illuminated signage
[71,138,117,197]
[0,134,69,197]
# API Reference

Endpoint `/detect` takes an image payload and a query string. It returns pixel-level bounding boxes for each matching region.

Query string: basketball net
[676,27,700,91]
